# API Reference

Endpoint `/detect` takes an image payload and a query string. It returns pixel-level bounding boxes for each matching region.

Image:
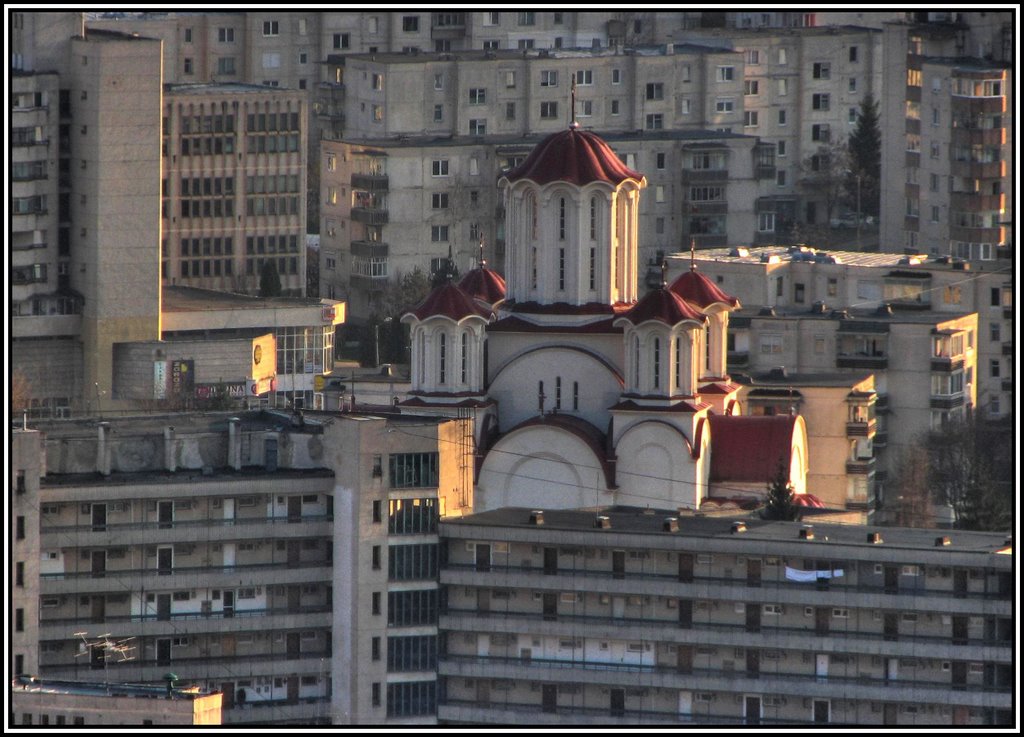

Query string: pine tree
[259,260,282,297]
[762,461,800,521]
[846,94,881,217]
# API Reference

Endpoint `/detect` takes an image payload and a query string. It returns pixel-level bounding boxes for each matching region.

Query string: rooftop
[331,44,738,67]
[679,245,1012,273]
[165,82,300,95]
[441,506,1013,554]
[12,675,218,700]
[162,286,339,314]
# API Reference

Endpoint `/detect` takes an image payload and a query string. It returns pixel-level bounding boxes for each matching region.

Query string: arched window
[589,197,597,240]
[555,376,562,409]
[674,336,681,392]
[460,331,468,383]
[439,332,447,384]
[558,197,566,240]
[653,337,661,389]
[527,190,538,240]
[704,323,712,375]
[633,335,640,388]
[558,248,565,290]
[531,247,538,289]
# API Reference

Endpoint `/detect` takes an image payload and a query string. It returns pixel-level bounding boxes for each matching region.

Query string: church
[400,122,809,514]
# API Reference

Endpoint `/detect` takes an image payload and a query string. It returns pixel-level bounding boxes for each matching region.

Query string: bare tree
[885,446,935,528]
[798,140,850,227]
[11,370,32,417]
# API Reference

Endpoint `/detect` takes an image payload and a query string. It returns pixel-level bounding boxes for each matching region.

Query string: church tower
[498,124,646,311]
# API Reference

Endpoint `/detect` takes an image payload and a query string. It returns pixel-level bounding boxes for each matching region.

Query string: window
[469,119,486,135]
[431,225,449,242]
[432,104,443,123]
[849,76,858,94]
[646,113,663,130]
[469,88,486,104]
[333,33,350,49]
[388,589,438,626]
[794,283,805,303]
[611,99,620,115]
[517,39,535,50]
[744,111,759,127]
[183,57,193,75]
[849,45,859,63]
[716,66,735,82]
[656,153,666,169]
[645,82,664,100]
[849,107,858,124]
[388,498,438,534]
[777,78,788,97]
[484,11,500,26]
[217,57,236,75]
[541,70,558,87]
[431,193,449,209]
[575,70,593,85]
[431,160,449,177]
[715,98,735,113]
[744,80,759,96]
[760,335,783,354]
[812,93,830,111]
[540,101,558,119]
[746,49,760,65]
[403,16,419,32]
[811,124,830,142]
[518,11,536,26]
[612,68,621,85]
[217,27,235,43]
[388,635,438,672]
[758,212,775,232]
[776,140,786,157]
[262,20,279,37]
[261,52,281,69]
[16,516,25,540]
[813,62,830,79]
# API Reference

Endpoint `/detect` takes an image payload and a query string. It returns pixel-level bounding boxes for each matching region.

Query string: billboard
[251,333,277,382]
[171,359,195,397]
[153,361,169,399]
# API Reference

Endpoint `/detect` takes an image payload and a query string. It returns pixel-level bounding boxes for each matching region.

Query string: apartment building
[162,83,308,296]
[15,408,471,725]
[12,430,44,681]
[676,24,884,229]
[879,12,1012,258]
[668,246,1012,422]
[437,506,1013,726]
[11,677,223,726]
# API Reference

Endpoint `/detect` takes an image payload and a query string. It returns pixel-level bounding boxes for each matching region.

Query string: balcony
[930,355,965,372]
[681,168,728,183]
[350,240,389,259]
[1002,341,1013,355]
[351,172,389,192]
[836,354,888,370]
[1002,306,1013,320]
[845,418,877,437]
[949,191,1005,211]
[872,430,888,448]
[951,126,1005,146]
[686,201,728,215]
[905,117,921,135]
[950,224,1003,243]
[874,394,889,414]
[845,457,876,475]
[950,159,1004,179]
[351,206,389,225]
[930,393,966,410]
[687,234,728,248]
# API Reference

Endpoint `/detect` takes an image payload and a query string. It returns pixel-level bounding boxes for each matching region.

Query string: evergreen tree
[846,94,882,217]
[259,260,282,297]
[761,461,801,521]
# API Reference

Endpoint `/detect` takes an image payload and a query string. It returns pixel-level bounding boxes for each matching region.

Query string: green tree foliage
[259,260,282,297]
[761,461,801,521]
[846,94,881,217]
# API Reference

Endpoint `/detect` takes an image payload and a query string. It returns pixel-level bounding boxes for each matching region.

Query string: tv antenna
[74,631,137,663]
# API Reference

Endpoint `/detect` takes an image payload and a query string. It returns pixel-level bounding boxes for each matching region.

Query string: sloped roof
[458,265,507,306]
[615,287,707,327]
[503,126,645,187]
[669,269,741,310]
[404,282,493,322]
[708,414,797,483]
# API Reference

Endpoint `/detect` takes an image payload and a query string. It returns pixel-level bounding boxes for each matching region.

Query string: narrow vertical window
[589,248,596,290]
[573,381,579,410]
[460,332,468,383]
[559,197,566,240]
[704,324,712,374]
[653,338,661,389]
[538,381,545,412]
[558,248,565,290]
[528,191,538,239]
[555,377,562,409]
[531,247,538,289]
[633,336,640,387]
[589,197,597,239]
[439,333,447,384]
[674,338,681,391]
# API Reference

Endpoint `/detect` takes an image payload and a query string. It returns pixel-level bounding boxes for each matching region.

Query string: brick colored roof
[616,287,707,327]
[669,269,741,309]
[405,282,493,322]
[458,265,506,305]
[708,414,797,483]
[503,126,645,186]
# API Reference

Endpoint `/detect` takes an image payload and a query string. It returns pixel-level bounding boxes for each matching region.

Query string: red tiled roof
[405,282,493,322]
[458,266,506,306]
[708,414,797,483]
[669,269,741,310]
[793,493,826,508]
[698,382,740,395]
[504,300,634,316]
[609,398,709,413]
[615,287,707,327]
[487,315,622,334]
[503,126,645,187]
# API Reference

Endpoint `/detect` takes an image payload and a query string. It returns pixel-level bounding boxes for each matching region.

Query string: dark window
[389,454,439,488]
[16,516,25,540]
[371,637,381,661]
[387,589,438,626]
[387,635,438,672]
[387,681,436,717]
[388,498,438,534]
[16,608,24,632]
[388,543,438,580]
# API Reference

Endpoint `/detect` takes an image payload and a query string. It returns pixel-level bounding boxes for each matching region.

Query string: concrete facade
[437,507,1013,726]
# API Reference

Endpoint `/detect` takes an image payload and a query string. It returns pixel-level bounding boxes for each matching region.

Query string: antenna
[690,237,697,272]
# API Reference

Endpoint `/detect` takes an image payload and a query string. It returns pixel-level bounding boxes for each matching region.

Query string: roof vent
[768,366,787,379]
[731,521,747,534]
[876,303,893,316]
[729,247,749,258]
[810,300,828,314]
[529,510,545,526]
[595,515,611,529]
[830,309,850,320]
[935,535,951,547]
[663,517,679,532]
[867,532,884,544]
[676,506,695,517]
[799,527,815,540]
[758,306,777,317]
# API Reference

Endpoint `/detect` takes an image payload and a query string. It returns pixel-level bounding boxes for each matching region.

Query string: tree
[885,446,936,528]
[306,243,320,298]
[798,140,850,227]
[259,260,282,297]
[11,370,32,417]
[430,250,460,288]
[846,94,882,218]
[927,415,1012,531]
[761,461,801,521]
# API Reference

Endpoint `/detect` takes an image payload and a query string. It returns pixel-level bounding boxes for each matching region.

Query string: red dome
[616,287,707,327]
[405,282,493,322]
[458,265,506,306]
[503,127,644,187]
[669,269,740,310]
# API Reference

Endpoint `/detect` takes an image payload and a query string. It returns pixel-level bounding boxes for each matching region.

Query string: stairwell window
[438,333,447,384]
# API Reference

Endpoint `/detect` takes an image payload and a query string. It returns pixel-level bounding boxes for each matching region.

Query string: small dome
[458,265,507,306]
[669,269,741,310]
[404,282,493,323]
[503,127,644,187]
[616,287,707,327]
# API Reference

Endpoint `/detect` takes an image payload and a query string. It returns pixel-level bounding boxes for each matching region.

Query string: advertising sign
[153,361,169,399]
[171,359,195,397]
[251,333,277,382]
[247,376,277,397]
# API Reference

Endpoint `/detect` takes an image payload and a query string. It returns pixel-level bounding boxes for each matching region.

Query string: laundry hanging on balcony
[785,567,844,582]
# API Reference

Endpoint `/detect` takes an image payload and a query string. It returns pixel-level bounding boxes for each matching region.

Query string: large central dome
[503,126,645,186]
